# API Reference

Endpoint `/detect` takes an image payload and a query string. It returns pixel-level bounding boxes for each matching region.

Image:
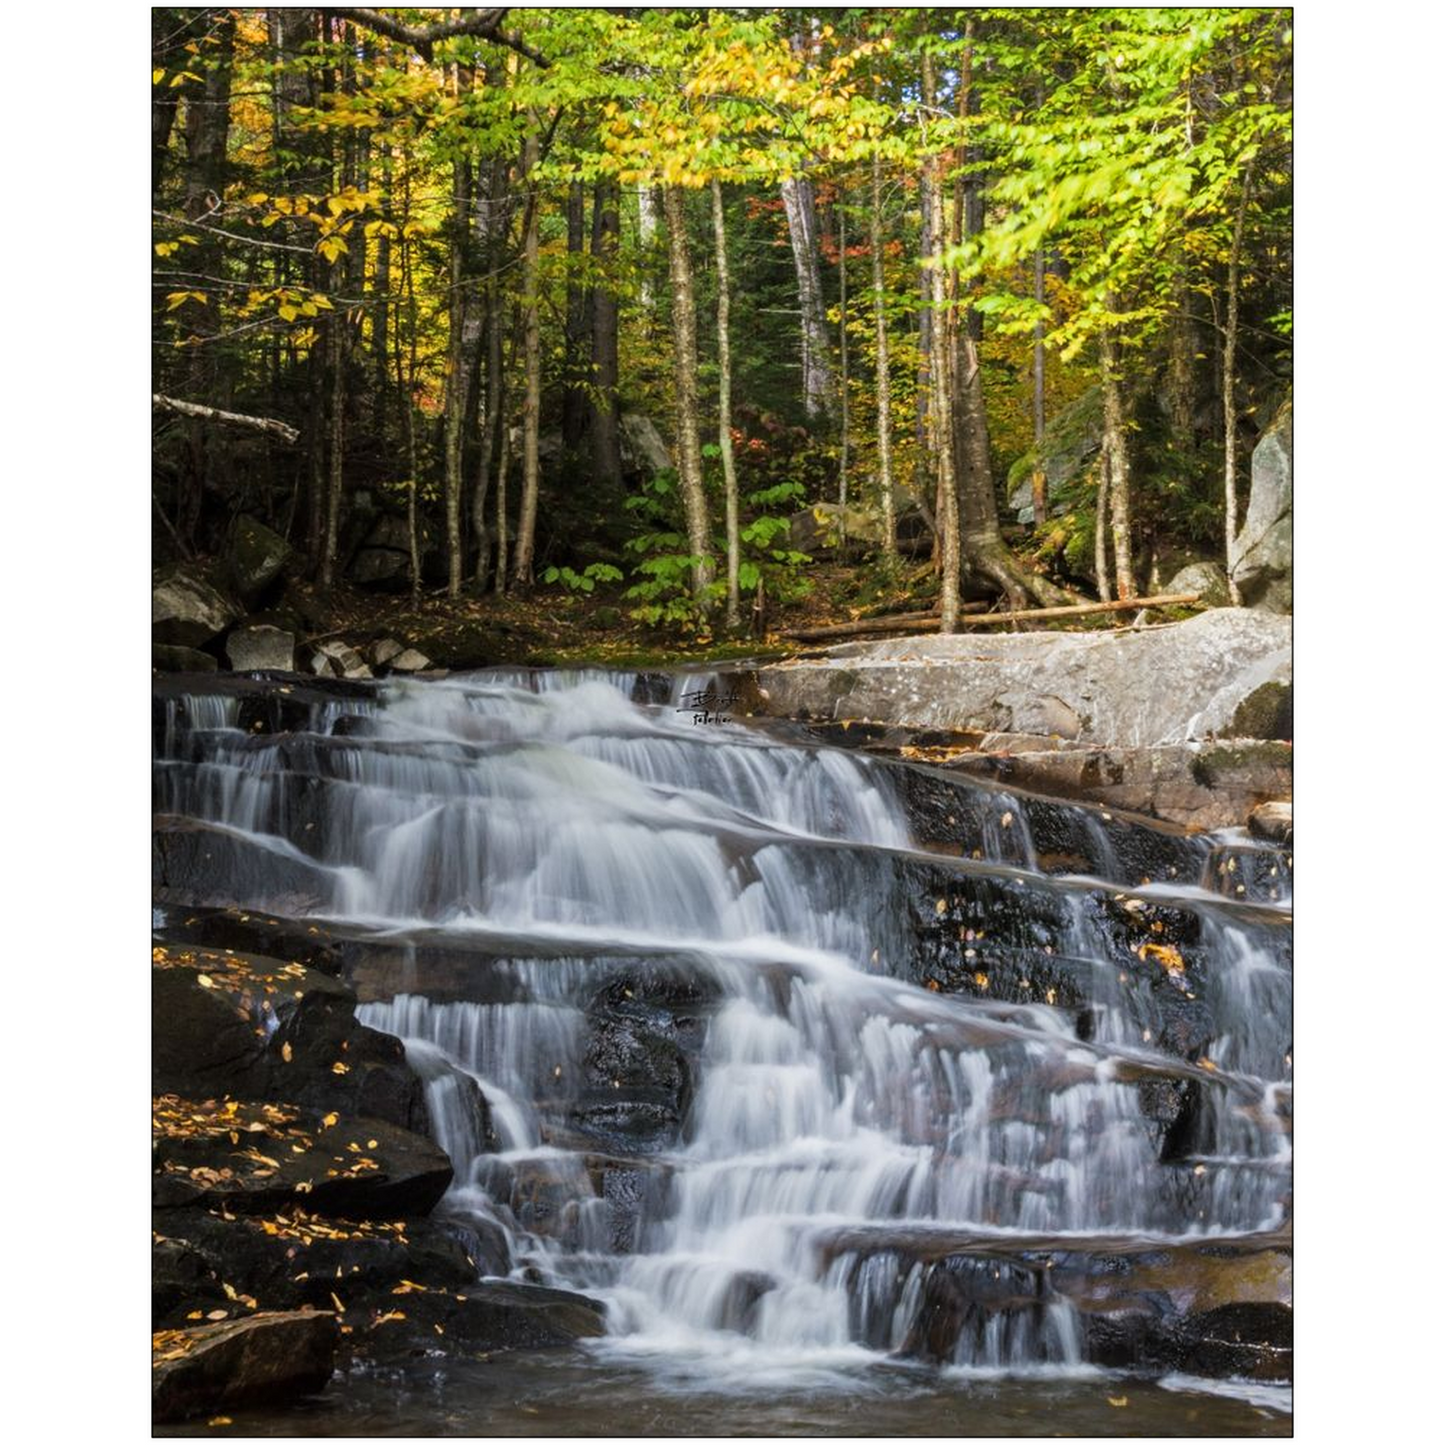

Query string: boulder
[152,1310,338,1422]
[153,644,218,673]
[1230,397,1292,613]
[153,564,242,648]
[749,608,1292,749]
[619,413,673,476]
[388,647,432,673]
[152,942,431,1136]
[1006,386,1103,523]
[367,638,404,668]
[1164,560,1232,609]
[225,515,293,603]
[1248,801,1293,845]
[310,640,373,680]
[226,625,296,673]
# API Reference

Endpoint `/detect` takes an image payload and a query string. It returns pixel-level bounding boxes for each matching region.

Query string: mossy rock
[1220,681,1293,741]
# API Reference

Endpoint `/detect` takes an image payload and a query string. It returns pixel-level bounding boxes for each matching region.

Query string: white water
[154,668,1292,1381]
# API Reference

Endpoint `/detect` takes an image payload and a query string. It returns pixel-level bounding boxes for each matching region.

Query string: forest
[151,5,1291,660]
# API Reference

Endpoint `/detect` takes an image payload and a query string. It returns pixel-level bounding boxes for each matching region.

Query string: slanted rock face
[225,515,293,604]
[750,609,1292,748]
[1231,397,1292,613]
[153,565,242,648]
[152,1310,339,1423]
[619,413,673,476]
[226,624,296,673]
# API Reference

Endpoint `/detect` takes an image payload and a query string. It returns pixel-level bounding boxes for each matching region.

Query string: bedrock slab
[752,609,1291,749]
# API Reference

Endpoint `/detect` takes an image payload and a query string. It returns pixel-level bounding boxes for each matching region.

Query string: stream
[153,668,1292,1436]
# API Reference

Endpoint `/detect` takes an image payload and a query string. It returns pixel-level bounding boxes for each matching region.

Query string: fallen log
[781,593,1202,642]
[153,394,301,445]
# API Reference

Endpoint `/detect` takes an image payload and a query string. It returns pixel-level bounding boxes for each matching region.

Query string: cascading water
[153,668,1291,1389]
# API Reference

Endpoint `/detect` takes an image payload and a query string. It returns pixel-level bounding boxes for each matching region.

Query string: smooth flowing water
[153,668,1292,1434]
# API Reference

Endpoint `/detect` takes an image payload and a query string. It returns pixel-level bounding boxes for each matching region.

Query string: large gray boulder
[1230,397,1292,613]
[225,514,293,603]
[226,624,296,673]
[1007,386,1103,523]
[619,413,673,476]
[752,608,1291,748]
[153,565,242,648]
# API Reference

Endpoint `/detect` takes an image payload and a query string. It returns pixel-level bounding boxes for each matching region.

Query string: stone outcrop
[1231,397,1292,613]
[749,609,1291,749]
[225,624,296,672]
[153,564,242,648]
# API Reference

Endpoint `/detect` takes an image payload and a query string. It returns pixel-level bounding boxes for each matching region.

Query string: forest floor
[286,558,1161,671]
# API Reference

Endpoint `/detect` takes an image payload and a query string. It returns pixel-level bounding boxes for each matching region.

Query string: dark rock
[151,942,431,1136]
[152,1104,452,1219]
[154,644,219,673]
[572,1008,694,1150]
[225,515,294,604]
[226,624,296,673]
[354,1281,605,1362]
[152,1310,338,1422]
[152,1209,480,1328]
[153,563,243,648]
[152,816,334,914]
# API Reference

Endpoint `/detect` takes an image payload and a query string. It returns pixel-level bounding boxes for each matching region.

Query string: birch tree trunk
[921,54,960,633]
[662,185,715,606]
[870,151,897,560]
[781,174,835,422]
[1222,168,1253,605]
[1100,325,1137,601]
[711,180,741,630]
[511,128,543,590]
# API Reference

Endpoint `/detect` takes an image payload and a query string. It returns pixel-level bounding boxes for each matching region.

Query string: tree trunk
[1222,167,1254,606]
[1100,325,1136,601]
[1031,247,1048,529]
[561,180,589,452]
[637,184,659,314]
[512,129,543,590]
[920,55,961,633]
[1094,456,1112,603]
[711,181,741,630]
[319,295,346,589]
[836,190,850,549]
[441,144,473,597]
[662,185,715,605]
[871,151,897,560]
[589,179,623,488]
[781,175,835,422]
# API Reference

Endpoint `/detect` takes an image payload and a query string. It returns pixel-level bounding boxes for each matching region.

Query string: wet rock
[153,563,243,648]
[225,515,294,604]
[571,1003,696,1151]
[151,942,430,1136]
[1231,396,1292,614]
[152,816,334,914]
[356,1280,605,1362]
[226,624,296,673]
[152,1209,480,1328]
[154,644,219,673]
[152,1310,338,1422]
[1247,801,1293,845]
[152,1102,452,1219]
[754,609,1292,750]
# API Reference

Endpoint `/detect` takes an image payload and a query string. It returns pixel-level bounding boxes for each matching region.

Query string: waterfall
[153,668,1292,1381]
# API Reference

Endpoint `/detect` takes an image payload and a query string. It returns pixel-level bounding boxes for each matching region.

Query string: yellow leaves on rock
[1137,942,1185,977]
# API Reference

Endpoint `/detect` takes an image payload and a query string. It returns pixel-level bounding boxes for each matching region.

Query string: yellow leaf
[321,1112,338,1128]
[1107,1396,1129,1408]
[331,1061,349,1075]
[206,1309,228,1321]
[196,974,215,988]
[153,68,166,85]
[207,1418,233,1427]
[281,1041,293,1063]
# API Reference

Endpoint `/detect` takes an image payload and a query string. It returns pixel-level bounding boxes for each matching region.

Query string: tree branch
[153,394,301,444]
[328,7,547,67]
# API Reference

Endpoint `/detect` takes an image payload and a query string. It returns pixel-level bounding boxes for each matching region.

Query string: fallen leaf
[281,1042,293,1063]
